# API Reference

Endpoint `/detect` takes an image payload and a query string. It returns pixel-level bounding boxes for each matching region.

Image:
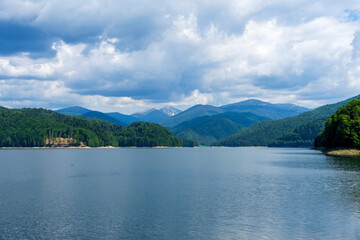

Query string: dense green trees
[182,139,200,147]
[315,98,360,148]
[269,117,329,147]
[0,107,190,148]
[118,122,183,147]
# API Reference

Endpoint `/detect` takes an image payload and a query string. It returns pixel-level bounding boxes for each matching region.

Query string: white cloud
[0,0,360,112]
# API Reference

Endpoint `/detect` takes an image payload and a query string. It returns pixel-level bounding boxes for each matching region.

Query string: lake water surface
[0,148,360,239]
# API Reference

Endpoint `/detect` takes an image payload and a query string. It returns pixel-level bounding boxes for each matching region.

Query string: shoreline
[322,148,360,156]
[0,146,185,150]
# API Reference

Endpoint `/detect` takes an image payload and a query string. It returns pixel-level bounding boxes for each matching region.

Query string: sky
[1,0,360,114]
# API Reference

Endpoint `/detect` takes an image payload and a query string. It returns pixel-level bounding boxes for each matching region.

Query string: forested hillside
[0,107,187,148]
[118,122,183,147]
[269,117,329,147]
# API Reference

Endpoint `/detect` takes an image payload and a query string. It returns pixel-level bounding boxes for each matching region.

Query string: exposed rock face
[46,137,84,147]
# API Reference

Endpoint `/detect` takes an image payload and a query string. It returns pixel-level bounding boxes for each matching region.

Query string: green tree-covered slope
[0,107,120,147]
[214,95,360,147]
[0,107,186,148]
[118,122,183,147]
[171,112,269,145]
[269,117,329,147]
[315,98,360,148]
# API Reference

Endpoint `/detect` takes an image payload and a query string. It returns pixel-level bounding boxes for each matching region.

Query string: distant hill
[0,107,186,148]
[171,112,269,145]
[220,99,309,120]
[82,111,126,126]
[106,112,140,125]
[160,100,308,128]
[214,95,360,147]
[132,108,171,123]
[55,106,91,116]
[315,98,360,149]
[160,105,224,128]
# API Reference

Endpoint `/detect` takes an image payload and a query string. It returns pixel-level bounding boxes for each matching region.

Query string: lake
[0,148,359,239]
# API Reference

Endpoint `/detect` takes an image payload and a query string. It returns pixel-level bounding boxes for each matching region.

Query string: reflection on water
[0,148,359,239]
[327,155,360,171]
[326,155,360,220]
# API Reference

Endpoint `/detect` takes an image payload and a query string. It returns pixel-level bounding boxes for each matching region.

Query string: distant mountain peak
[159,106,182,116]
[242,99,265,103]
[135,106,181,117]
[131,108,170,123]
[56,106,91,115]
[227,99,269,106]
[138,108,157,115]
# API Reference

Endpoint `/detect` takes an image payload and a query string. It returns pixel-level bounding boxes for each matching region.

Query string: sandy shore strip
[324,148,360,156]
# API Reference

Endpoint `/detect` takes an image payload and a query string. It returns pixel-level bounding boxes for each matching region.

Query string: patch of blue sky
[344,9,360,22]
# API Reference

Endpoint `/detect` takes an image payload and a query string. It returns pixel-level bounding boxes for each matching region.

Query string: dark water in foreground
[0,148,360,239]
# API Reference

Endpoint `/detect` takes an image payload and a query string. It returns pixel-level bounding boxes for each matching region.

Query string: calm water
[0,148,360,239]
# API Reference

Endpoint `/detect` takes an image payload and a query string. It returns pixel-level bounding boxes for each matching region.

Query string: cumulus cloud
[0,0,360,112]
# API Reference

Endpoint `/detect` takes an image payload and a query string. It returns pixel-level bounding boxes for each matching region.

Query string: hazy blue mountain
[82,111,126,126]
[56,106,91,116]
[220,99,309,120]
[160,100,308,128]
[171,112,269,145]
[106,112,140,125]
[214,95,360,147]
[57,106,178,125]
[132,108,170,123]
[159,105,224,128]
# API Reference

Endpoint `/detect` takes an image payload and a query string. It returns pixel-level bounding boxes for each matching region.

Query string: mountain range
[159,99,309,128]
[56,100,309,129]
[5,96,359,147]
[56,106,182,125]
[55,99,311,145]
